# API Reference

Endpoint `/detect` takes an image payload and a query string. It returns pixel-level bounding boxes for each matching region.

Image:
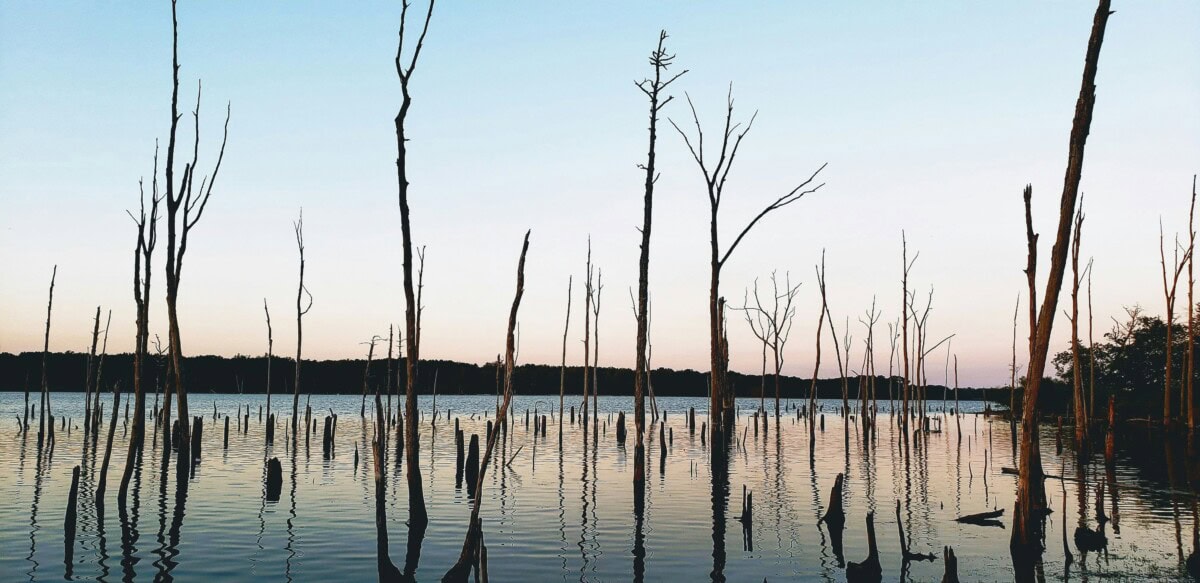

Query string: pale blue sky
[2,1,1197,386]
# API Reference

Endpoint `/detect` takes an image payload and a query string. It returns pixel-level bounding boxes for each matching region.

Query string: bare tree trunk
[162,0,231,480]
[1070,206,1088,450]
[394,0,435,528]
[97,379,121,500]
[1188,177,1197,435]
[581,239,593,428]
[1012,0,1111,552]
[810,255,827,414]
[559,276,572,446]
[1161,222,1190,430]
[293,211,311,441]
[444,231,529,582]
[672,88,825,448]
[84,306,101,438]
[592,270,603,428]
[901,234,914,433]
[38,265,57,451]
[264,299,273,434]
[120,180,158,504]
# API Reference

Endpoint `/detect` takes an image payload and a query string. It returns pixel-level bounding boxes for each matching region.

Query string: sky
[1,1,1198,387]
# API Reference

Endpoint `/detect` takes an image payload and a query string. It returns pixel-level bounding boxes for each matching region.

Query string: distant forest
[0,351,995,401]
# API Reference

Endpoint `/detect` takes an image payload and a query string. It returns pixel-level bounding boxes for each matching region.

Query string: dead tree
[581,239,593,428]
[292,210,312,441]
[444,230,530,582]
[264,298,273,437]
[670,85,826,444]
[900,233,917,431]
[119,174,160,503]
[1012,0,1112,552]
[817,260,849,416]
[38,265,56,451]
[1068,205,1090,449]
[591,269,603,427]
[97,374,120,501]
[860,298,881,420]
[84,306,101,438]
[161,0,231,478]
[558,276,572,444]
[737,271,800,419]
[1010,294,1021,416]
[633,29,684,509]
[1160,220,1190,429]
[809,254,828,414]
[387,325,395,426]
[395,0,435,528]
[1189,177,1198,433]
[361,336,382,417]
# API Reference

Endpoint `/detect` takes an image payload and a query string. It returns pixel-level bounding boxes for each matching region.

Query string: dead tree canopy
[670,84,826,436]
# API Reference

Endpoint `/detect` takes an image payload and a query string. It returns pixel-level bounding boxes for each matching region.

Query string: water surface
[1,392,1194,581]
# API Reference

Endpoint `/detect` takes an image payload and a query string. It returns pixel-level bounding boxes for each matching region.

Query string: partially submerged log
[955,508,1005,528]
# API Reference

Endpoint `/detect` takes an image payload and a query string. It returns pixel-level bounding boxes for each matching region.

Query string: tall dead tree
[1012,0,1111,553]
[1188,177,1197,434]
[671,86,826,445]
[558,276,572,445]
[1011,294,1020,416]
[38,265,57,450]
[900,233,917,432]
[1160,221,1191,429]
[292,210,312,439]
[1068,204,1089,449]
[581,239,593,428]
[161,0,231,478]
[633,30,684,509]
[264,298,273,431]
[444,231,529,582]
[810,253,828,413]
[738,271,800,418]
[360,336,382,417]
[591,270,603,427]
[395,0,435,528]
[84,307,101,438]
[119,165,161,503]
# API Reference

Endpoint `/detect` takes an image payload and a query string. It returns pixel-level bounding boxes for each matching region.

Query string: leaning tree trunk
[1012,0,1111,552]
[38,266,57,451]
[443,231,529,582]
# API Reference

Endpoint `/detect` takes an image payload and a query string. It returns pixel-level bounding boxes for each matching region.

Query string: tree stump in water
[820,473,845,530]
[191,416,203,462]
[616,411,627,445]
[466,434,480,498]
[265,457,283,502]
[322,416,334,458]
[689,407,696,434]
[224,416,229,449]
[455,427,465,488]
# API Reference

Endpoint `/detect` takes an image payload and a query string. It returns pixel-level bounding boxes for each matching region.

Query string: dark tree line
[0,350,984,401]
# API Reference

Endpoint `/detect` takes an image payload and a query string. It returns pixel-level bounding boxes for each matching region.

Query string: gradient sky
[2,1,1198,387]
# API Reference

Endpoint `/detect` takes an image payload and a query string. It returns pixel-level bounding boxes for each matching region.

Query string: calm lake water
[0,391,1195,582]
